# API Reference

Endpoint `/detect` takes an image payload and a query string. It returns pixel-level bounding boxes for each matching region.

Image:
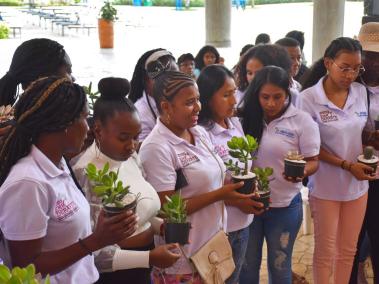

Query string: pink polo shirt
[139,119,227,275]
[299,77,369,201]
[254,104,320,207]
[203,117,254,232]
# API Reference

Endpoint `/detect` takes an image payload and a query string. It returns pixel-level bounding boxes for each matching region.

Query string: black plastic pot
[103,197,138,217]
[357,156,378,176]
[284,159,306,178]
[375,120,379,131]
[252,190,270,209]
[232,173,256,194]
[165,222,191,245]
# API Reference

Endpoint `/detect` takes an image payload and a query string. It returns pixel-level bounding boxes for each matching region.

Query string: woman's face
[324,51,362,90]
[203,52,217,66]
[209,76,237,121]
[95,111,141,162]
[64,103,90,154]
[246,58,264,83]
[285,46,302,78]
[164,85,201,130]
[362,50,379,86]
[258,83,287,120]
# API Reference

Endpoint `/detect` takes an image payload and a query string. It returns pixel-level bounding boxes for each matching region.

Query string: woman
[197,64,264,284]
[234,44,292,106]
[0,76,137,283]
[299,37,375,284]
[129,48,178,142]
[73,77,181,283]
[239,66,320,284]
[194,45,220,78]
[139,71,252,283]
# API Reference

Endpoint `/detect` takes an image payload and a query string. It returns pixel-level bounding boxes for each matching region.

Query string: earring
[95,139,101,159]
[165,114,171,125]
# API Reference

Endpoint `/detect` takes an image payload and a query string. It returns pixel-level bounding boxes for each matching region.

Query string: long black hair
[0,76,86,185]
[194,45,220,71]
[94,77,136,124]
[197,64,234,129]
[0,38,69,106]
[234,44,292,92]
[301,37,362,90]
[241,66,291,142]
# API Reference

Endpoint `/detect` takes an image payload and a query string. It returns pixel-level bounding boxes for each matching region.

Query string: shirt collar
[209,118,236,136]
[31,145,69,178]
[156,118,204,146]
[314,76,358,110]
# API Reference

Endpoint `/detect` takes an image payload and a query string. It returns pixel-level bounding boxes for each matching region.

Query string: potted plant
[0,105,14,128]
[284,150,306,179]
[98,1,117,48]
[85,162,138,216]
[357,146,379,176]
[375,114,379,130]
[159,193,191,245]
[83,82,100,114]
[252,167,273,209]
[224,135,258,194]
[0,263,50,284]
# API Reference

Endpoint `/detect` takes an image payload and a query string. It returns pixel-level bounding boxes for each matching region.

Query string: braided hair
[0,38,69,106]
[152,71,196,114]
[0,76,86,185]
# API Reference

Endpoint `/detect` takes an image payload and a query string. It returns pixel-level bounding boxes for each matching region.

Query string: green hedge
[0,0,22,6]
[0,23,9,39]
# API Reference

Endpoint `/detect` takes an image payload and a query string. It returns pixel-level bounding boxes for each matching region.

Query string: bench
[67,25,96,36]
[8,26,21,38]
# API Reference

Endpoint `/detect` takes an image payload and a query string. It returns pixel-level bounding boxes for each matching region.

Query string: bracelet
[340,160,346,170]
[78,238,92,256]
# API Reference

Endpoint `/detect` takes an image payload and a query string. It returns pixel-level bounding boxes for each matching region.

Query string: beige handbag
[188,138,235,284]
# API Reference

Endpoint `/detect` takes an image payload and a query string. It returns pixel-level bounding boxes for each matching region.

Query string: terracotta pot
[98,19,114,48]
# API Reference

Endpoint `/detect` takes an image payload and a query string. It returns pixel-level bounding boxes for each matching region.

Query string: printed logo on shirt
[355,111,368,118]
[319,110,338,123]
[214,144,229,159]
[177,152,200,167]
[55,199,79,221]
[274,127,295,139]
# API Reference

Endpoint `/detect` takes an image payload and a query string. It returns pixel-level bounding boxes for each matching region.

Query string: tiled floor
[259,232,375,284]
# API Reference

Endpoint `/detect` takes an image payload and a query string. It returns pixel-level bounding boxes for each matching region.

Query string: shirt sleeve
[299,113,321,158]
[0,179,49,240]
[139,143,177,192]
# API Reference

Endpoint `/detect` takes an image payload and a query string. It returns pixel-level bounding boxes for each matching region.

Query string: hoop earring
[95,139,101,159]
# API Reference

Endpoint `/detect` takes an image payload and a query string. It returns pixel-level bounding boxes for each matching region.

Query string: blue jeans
[226,226,250,284]
[239,193,303,284]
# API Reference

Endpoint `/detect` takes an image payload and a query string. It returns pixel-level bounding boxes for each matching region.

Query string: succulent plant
[285,150,304,161]
[0,105,14,123]
[363,146,375,160]
[159,193,187,224]
[0,264,50,284]
[253,167,274,193]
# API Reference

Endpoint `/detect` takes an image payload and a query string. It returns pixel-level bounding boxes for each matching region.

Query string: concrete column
[205,0,231,47]
[312,0,345,62]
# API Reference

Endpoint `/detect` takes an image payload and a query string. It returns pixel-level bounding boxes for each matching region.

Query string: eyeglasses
[332,61,365,75]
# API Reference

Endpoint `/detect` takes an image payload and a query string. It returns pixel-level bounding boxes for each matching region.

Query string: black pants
[95,242,154,284]
[349,180,379,284]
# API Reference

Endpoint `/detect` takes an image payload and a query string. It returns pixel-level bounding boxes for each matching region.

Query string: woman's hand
[233,197,265,215]
[92,210,138,248]
[149,244,181,268]
[282,170,306,183]
[218,182,255,201]
[349,162,376,181]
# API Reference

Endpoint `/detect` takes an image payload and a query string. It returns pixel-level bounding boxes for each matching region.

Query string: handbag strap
[199,136,226,231]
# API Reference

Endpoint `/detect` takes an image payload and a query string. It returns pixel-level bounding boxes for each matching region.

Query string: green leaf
[102,163,110,175]
[86,163,97,175]
[93,185,111,196]
[44,274,50,284]
[11,267,26,281]
[0,265,11,282]
[8,275,22,284]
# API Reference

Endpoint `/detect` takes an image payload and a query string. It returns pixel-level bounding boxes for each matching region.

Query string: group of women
[0,22,378,284]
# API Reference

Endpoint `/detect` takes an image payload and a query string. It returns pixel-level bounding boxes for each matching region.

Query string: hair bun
[98,77,130,100]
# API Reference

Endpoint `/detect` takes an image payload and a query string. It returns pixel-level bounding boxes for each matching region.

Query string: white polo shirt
[139,119,227,275]
[134,92,159,141]
[236,89,246,107]
[0,145,98,284]
[203,117,254,233]
[254,104,320,207]
[299,77,369,201]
